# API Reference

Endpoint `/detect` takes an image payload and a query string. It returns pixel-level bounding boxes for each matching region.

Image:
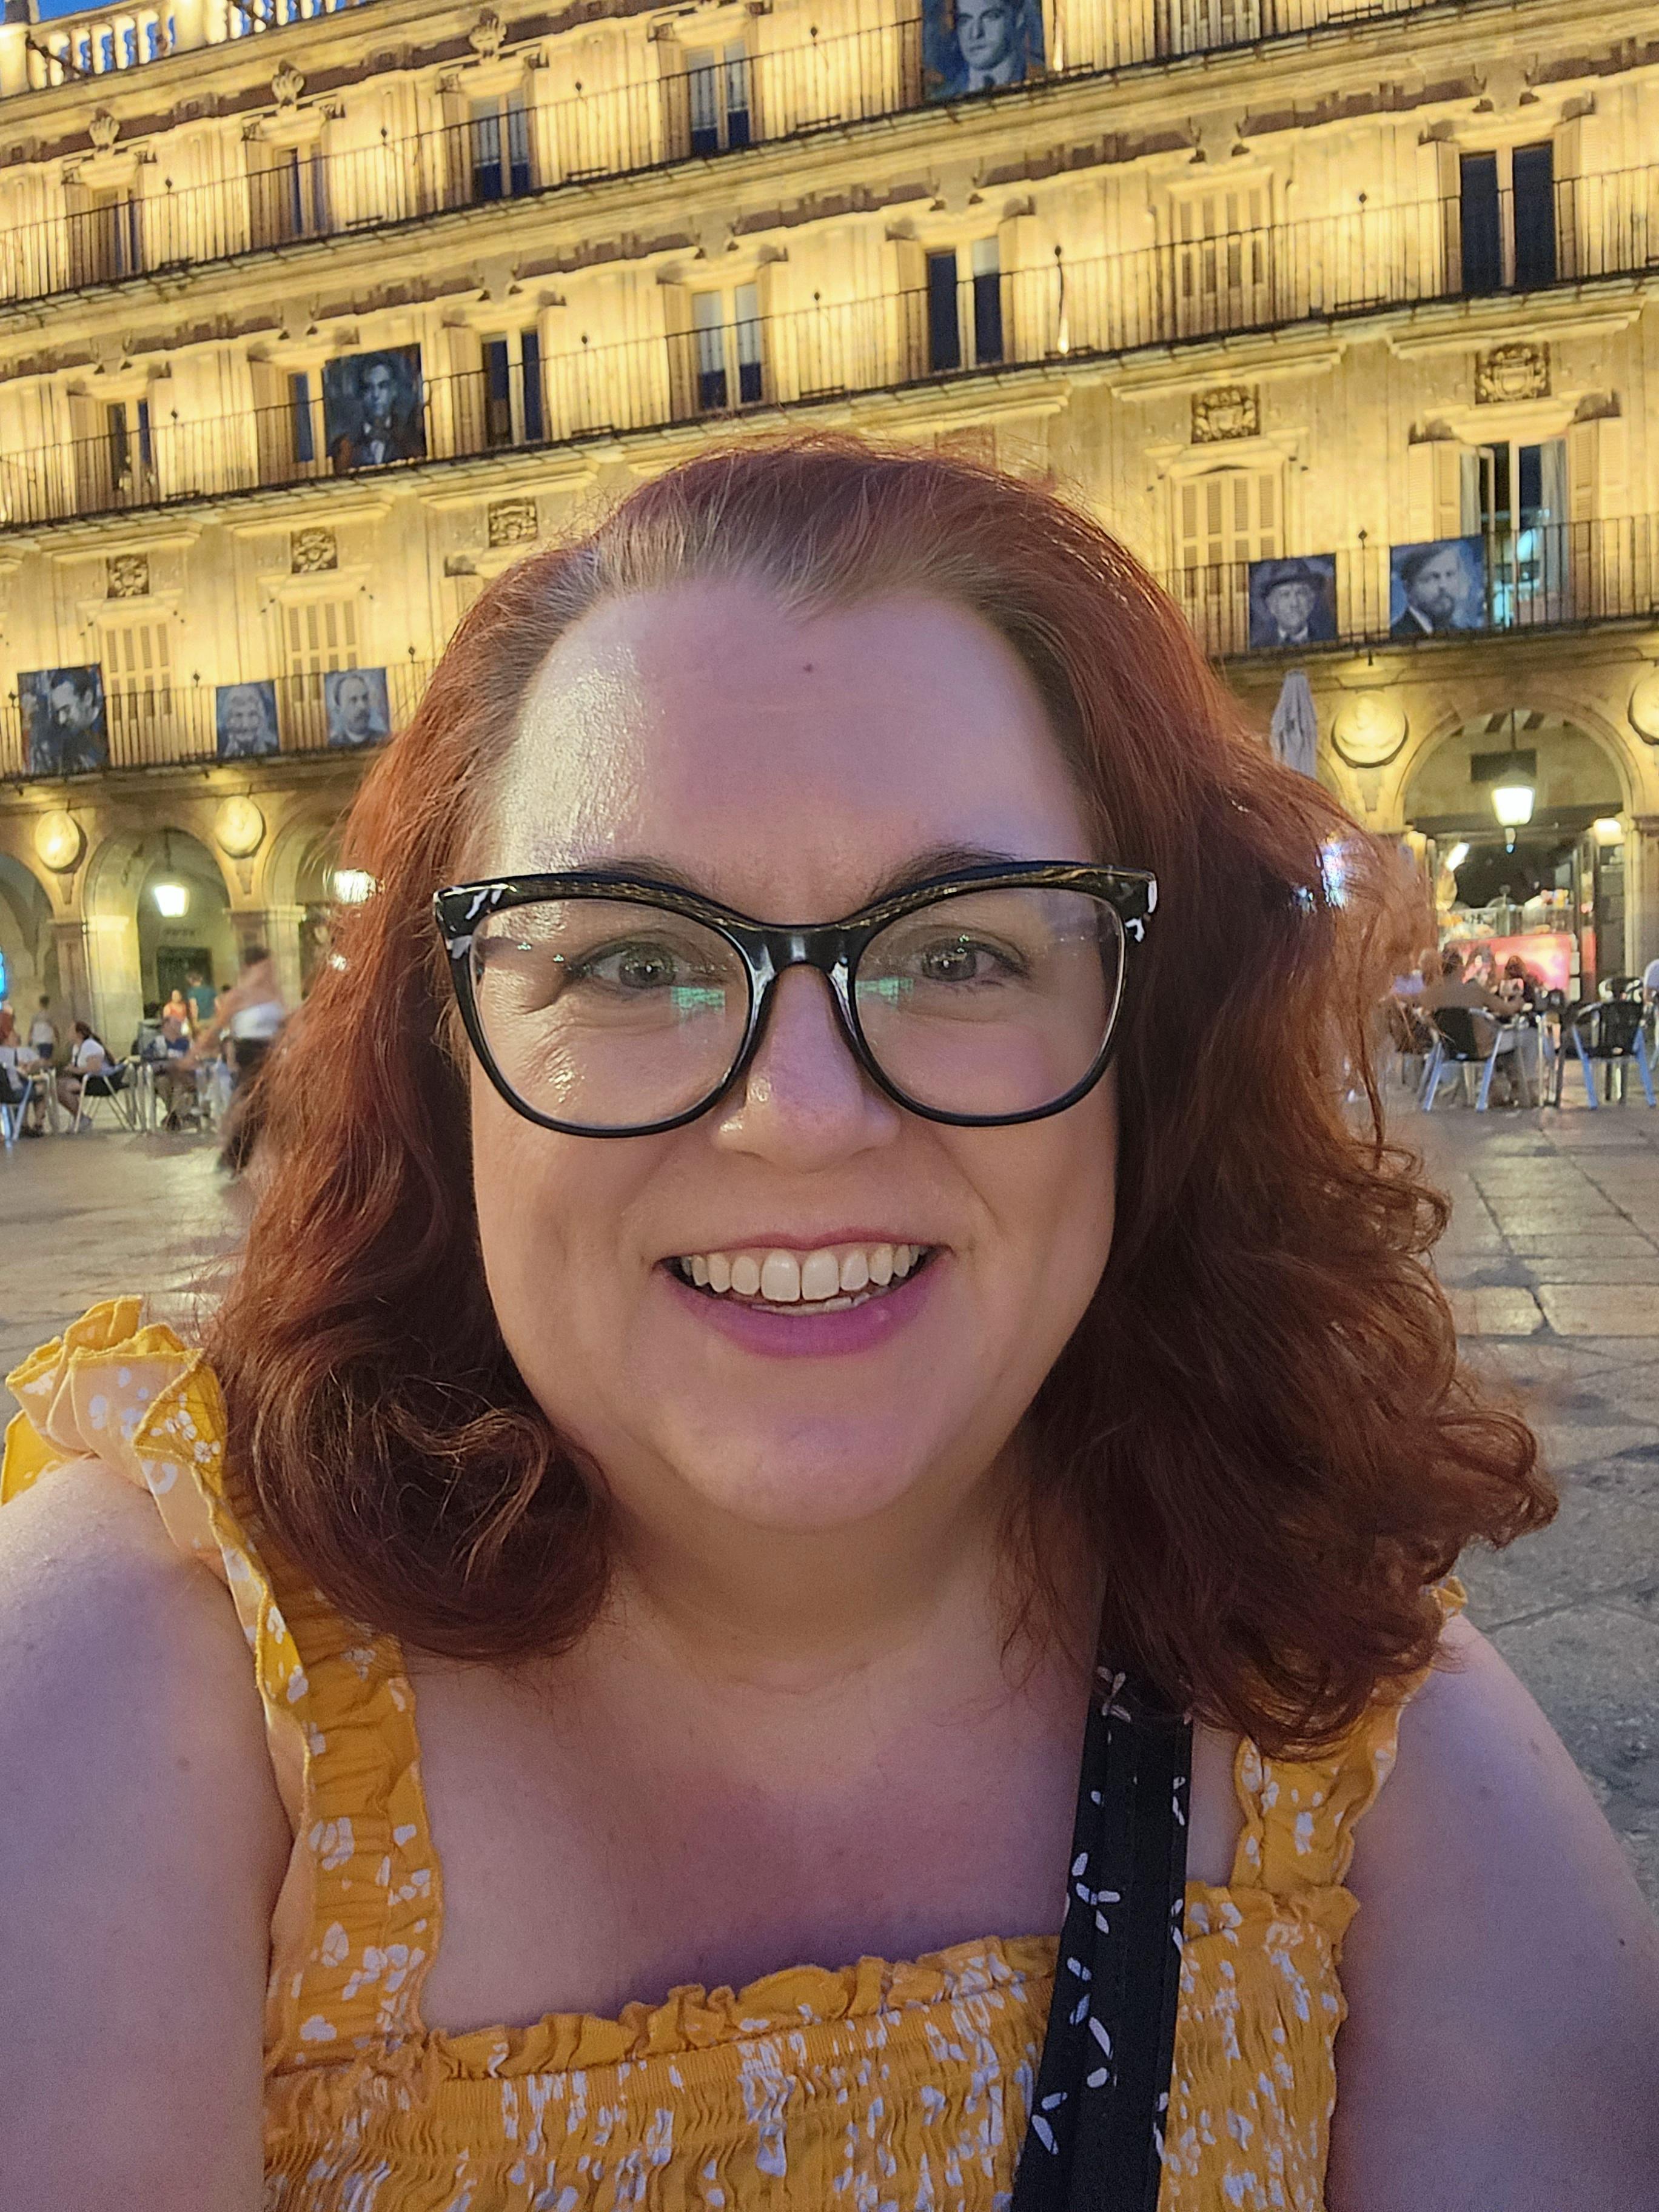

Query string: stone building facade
[0,0,1654,1040]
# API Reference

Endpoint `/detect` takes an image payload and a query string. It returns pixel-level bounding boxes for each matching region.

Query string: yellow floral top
[3,1301,1460,2212]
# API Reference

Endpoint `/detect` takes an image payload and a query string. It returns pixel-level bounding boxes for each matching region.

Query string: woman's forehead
[486,580,1093,889]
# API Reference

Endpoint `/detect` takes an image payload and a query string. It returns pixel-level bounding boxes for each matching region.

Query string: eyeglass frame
[434,860,1158,1139]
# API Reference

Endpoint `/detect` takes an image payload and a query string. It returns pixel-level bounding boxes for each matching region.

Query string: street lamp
[1490,708,1535,854]
[152,880,189,917]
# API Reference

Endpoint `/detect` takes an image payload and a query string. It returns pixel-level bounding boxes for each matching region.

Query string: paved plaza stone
[5,1103,1659,1906]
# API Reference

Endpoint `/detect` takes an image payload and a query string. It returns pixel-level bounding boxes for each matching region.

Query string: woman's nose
[711,967,901,1164]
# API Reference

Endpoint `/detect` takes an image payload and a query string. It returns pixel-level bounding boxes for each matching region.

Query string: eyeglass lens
[466,886,1125,1130]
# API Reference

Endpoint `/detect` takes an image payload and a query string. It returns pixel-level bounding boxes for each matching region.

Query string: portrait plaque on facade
[1388,537,1487,640]
[216,680,281,760]
[324,666,391,748]
[1247,554,1337,650]
[322,346,426,473]
[19,665,108,777]
[923,0,1043,99]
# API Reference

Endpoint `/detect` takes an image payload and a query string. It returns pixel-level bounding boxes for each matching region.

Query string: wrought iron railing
[0,0,1504,307]
[7,516,1656,782]
[18,0,369,90]
[0,657,432,781]
[4,169,1655,533]
[1166,514,1659,660]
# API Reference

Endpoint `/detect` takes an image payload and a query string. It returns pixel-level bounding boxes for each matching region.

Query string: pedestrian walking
[25,997,55,1065]
[196,945,286,1173]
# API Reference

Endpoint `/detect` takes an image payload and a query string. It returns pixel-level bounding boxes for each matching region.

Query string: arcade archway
[1402,710,1628,993]
[83,825,237,1050]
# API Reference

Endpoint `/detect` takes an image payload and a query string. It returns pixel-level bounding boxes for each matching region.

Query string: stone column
[1626,816,1659,977]
[61,912,145,1050]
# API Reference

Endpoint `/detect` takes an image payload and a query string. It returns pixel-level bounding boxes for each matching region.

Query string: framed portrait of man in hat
[1247,554,1338,650]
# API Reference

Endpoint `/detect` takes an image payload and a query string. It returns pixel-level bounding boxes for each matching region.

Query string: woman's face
[469,583,1118,1550]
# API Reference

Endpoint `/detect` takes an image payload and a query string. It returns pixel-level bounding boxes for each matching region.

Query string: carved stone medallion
[487,497,538,548]
[270,62,306,109]
[1629,669,1659,745]
[88,110,120,152]
[214,796,267,859]
[1331,692,1408,769]
[106,551,150,598]
[1475,342,1549,404]
[1191,384,1259,443]
[290,525,338,574]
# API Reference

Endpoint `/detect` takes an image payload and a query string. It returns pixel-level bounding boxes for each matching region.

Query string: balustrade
[4,169,1655,536]
[0,0,1499,308]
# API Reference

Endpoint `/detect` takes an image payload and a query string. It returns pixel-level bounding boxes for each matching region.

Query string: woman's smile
[659,1239,945,1358]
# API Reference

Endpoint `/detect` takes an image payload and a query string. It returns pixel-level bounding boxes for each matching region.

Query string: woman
[54,1017,121,1124]
[161,985,195,1036]
[197,944,287,1172]
[1,443,1655,2210]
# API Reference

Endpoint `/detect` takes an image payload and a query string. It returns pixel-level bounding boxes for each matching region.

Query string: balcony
[0,0,1487,309]
[0,657,432,781]
[6,0,369,92]
[1168,515,1659,659]
[4,165,1654,536]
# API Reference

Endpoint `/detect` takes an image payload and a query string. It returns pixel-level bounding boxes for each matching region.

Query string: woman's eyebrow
[521,843,1033,908]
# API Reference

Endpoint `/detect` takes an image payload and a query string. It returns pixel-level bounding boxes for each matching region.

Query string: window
[480,330,545,449]
[1173,468,1280,656]
[926,252,962,372]
[1476,436,1567,626]
[1168,183,1273,338]
[922,241,1004,374]
[67,183,143,287]
[280,595,361,748]
[691,285,762,410]
[290,372,317,466]
[102,398,154,506]
[1458,142,1556,296]
[101,617,176,768]
[685,41,751,155]
[971,239,1004,365]
[249,143,328,248]
[469,93,534,201]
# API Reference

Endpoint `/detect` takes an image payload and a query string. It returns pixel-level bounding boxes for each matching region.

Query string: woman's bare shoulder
[0,1458,288,2208]
[1329,1612,1659,2211]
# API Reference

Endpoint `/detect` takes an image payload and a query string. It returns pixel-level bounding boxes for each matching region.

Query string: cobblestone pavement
[7,1103,1659,1905]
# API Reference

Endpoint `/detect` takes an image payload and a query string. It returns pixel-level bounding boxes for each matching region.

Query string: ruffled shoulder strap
[2,1300,442,2070]
[1230,1579,1467,1896]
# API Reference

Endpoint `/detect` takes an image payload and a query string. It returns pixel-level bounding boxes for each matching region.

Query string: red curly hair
[209,437,1551,1752]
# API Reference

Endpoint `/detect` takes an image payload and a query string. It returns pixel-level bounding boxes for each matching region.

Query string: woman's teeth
[675,1243,929,1309]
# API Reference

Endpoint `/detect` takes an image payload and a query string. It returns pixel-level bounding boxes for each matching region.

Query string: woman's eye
[575,942,689,990]
[911,937,1022,984]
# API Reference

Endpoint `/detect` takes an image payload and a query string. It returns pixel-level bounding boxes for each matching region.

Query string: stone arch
[82,822,240,1049]
[1399,708,1627,830]
[1399,708,1631,990]
[0,850,56,1012]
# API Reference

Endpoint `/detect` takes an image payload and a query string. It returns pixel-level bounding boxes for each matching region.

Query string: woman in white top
[55,1022,114,1122]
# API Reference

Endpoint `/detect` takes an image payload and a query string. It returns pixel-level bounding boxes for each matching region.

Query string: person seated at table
[1422,950,1533,1105]
[56,1022,122,1125]
[1499,955,1540,1011]
[151,1011,199,1133]
[0,1007,41,1138]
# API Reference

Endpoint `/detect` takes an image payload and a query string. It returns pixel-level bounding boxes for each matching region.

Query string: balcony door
[1164,182,1273,341]
[1476,437,1568,628]
[1173,466,1281,656]
[101,617,180,769]
[1456,142,1557,295]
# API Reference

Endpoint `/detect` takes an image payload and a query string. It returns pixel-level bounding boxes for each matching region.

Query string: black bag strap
[1011,1660,1193,2212]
